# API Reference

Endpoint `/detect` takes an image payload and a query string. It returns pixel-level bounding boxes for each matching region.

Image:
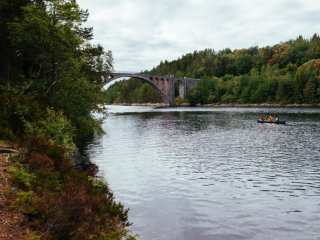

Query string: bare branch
[0,171,8,187]
[44,80,57,96]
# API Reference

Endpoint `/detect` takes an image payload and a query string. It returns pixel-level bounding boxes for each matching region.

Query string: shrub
[11,191,38,216]
[28,153,54,173]
[26,136,51,155]
[24,107,76,153]
[45,143,65,171]
[8,166,37,190]
[8,139,134,239]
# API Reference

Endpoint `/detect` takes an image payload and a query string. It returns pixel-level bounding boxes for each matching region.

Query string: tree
[303,77,318,103]
[294,66,310,103]
[255,46,272,70]
[7,0,114,146]
[236,53,253,75]
[0,0,31,82]
[276,73,294,103]
[9,0,93,98]
[81,43,114,81]
[186,86,199,106]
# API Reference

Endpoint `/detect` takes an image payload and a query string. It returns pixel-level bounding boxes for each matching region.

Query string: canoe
[257,120,286,124]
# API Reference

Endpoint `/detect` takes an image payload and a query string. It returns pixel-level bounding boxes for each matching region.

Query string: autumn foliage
[8,137,134,240]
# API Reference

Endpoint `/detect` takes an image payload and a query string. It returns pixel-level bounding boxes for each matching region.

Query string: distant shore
[200,103,320,108]
[108,102,320,108]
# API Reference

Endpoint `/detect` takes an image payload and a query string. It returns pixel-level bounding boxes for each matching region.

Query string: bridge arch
[104,73,198,106]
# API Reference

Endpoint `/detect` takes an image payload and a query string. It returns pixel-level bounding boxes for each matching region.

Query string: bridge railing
[108,72,199,81]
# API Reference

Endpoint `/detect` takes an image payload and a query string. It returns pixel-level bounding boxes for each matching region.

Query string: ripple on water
[87,107,320,240]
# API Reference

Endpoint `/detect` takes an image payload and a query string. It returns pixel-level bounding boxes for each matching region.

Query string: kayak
[257,120,286,124]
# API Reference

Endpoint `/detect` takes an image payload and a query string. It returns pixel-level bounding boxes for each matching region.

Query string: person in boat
[261,116,264,121]
[269,116,273,122]
[275,116,279,122]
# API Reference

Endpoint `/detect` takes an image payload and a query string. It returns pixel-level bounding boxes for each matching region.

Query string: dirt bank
[0,143,32,240]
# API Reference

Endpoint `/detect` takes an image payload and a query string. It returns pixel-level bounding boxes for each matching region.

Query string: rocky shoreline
[70,149,94,172]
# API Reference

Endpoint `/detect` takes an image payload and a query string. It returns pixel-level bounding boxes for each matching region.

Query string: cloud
[77,0,320,72]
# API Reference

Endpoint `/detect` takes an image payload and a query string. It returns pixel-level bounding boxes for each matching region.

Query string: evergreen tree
[303,77,318,103]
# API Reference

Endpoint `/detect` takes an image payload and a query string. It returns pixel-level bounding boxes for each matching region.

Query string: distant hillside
[105,34,320,105]
[147,34,320,79]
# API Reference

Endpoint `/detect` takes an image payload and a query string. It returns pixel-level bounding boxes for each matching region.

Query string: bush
[28,153,54,173]
[8,166,37,190]
[11,191,38,216]
[26,136,51,155]
[24,107,76,153]
[8,140,135,240]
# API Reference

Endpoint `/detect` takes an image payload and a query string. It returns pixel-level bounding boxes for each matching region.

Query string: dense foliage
[105,34,320,105]
[149,34,320,105]
[8,136,134,240]
[0,0,136,239]
[0,0,112,144]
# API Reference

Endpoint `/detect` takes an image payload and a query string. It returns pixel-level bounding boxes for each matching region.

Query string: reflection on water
[87,106,320,240]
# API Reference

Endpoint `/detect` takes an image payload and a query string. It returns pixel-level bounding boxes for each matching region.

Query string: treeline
[186,59,320,105]
[149,35,320,78]
[0,0,135,239]
[106,34,320,105]
[148,34,320,105]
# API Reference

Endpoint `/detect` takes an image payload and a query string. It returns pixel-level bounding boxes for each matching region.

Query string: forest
[0,0,136,239]
[104,34,320,105]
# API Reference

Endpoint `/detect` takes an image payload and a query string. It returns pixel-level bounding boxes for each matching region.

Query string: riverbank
[0,139,134,240]
[200,103,320,108]
[108,102,320,108]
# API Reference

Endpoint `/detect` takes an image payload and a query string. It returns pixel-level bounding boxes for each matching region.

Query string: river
[86,106,320,240]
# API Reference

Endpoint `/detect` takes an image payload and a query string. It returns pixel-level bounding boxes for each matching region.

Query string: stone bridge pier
[103,73,198,106]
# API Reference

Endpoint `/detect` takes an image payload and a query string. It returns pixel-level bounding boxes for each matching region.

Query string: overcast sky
[76,0,320,72]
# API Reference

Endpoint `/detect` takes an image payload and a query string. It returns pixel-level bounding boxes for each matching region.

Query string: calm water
[86,106,320,240]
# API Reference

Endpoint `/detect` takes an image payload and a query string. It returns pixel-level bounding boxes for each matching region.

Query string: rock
[69,149,92,172]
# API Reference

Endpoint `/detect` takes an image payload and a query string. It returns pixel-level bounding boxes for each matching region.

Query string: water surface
[87,106,320,240]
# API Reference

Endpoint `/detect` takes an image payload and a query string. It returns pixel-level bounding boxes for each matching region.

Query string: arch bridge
[103,73,198,106]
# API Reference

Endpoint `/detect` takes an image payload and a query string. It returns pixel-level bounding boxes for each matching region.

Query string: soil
[0,144,31,240]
